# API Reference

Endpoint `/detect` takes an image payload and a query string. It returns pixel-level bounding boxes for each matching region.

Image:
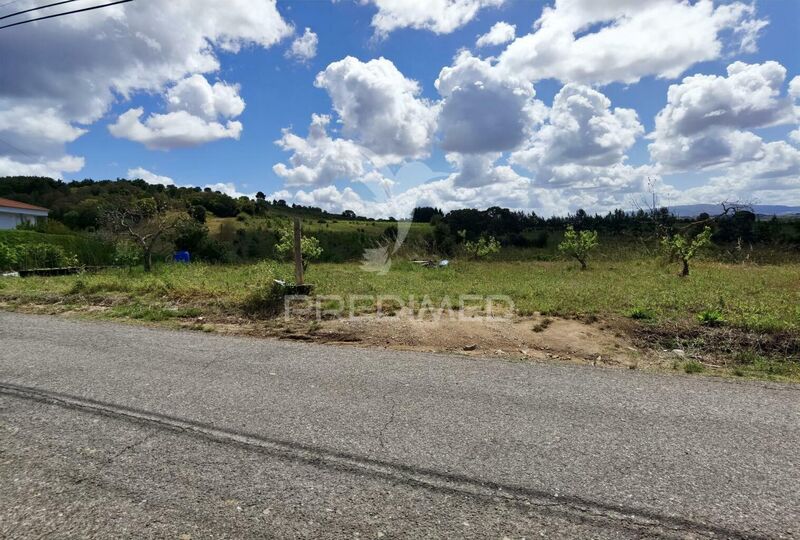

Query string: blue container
[173,251,190,264]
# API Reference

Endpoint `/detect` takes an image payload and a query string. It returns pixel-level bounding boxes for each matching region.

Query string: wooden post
[293,217,304,285]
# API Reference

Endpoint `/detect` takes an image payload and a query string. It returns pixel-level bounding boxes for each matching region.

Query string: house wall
[0,211,22,230]
[0,211,46,230]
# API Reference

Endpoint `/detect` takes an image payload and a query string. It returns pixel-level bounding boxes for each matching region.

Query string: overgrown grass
[2,258,798,333]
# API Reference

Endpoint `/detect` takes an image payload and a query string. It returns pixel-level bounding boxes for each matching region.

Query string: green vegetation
[2,176,799,382]
[0,230,111,268]
[462,234,501,260]
[274,227,323,271]
[628,307,654,320]
[661,226,713,276]
[697,309,726,327]
[2,258,797,332]
[682,360,706,374]
[558,226,599,270]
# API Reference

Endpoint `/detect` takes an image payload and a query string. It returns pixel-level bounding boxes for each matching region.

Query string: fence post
[293,217,304,285]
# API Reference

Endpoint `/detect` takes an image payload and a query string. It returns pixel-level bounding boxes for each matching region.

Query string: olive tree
[101,199,188,272]
[463,234,501,260]
[661,226,712,277]
[558,225,599,270]
[275,227,323,271]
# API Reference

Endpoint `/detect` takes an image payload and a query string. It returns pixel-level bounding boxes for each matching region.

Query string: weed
[698,310,725,327]
[629,307,653,320]
[242,281,286,317]
[683,360,705,374]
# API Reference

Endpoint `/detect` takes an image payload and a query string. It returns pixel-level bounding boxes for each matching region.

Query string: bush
[0,230,112,266]
[0,242,18,271]
[242,280,287,317]
[462,235,501,260]
[14,243,78,269]
[113,240,142,267]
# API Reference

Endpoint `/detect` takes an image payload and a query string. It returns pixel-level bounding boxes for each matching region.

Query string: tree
[558,225,599,270]
[661,226,712,277]
[275,227,323,271]
[461,233,501,260]
[411,206,443,223]
[101,198,188,272]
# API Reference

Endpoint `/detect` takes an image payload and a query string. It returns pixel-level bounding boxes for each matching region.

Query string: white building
[0,197,49,230]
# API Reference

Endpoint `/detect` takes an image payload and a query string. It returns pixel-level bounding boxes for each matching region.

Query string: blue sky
[1,0,798,216]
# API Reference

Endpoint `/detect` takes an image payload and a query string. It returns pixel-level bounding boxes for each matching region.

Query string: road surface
[1,312,798,538]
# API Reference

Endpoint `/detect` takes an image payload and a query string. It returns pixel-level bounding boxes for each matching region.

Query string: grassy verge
[1,258,798,380]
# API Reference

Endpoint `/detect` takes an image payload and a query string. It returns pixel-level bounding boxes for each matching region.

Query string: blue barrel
[173,251,190,264]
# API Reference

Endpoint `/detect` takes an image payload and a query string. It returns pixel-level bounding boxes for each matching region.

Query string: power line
[0,0,83,21]
[0,0,132,29]
[0,137,37,159]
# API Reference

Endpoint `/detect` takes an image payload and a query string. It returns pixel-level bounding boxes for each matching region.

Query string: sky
[0,0,798,218]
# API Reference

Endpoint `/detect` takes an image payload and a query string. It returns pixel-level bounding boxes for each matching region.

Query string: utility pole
[293,217,304,285]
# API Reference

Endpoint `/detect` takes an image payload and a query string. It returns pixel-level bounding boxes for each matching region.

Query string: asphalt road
[1,312,798,539]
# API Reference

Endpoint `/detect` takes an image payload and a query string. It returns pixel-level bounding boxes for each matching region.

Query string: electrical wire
[0,0,83,21]
[0,0,131,29]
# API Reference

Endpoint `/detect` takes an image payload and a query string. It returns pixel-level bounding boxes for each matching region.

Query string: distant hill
[668,204,800,218]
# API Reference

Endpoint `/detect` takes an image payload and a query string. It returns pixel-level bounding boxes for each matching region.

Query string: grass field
[1,256,798,380]
[1,258,797,330]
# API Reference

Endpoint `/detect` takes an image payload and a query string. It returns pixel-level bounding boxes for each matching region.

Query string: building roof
[0,197,49,212]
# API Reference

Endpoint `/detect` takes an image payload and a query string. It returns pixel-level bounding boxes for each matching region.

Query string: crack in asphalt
[0,381,771,539]
[377,393,398,450]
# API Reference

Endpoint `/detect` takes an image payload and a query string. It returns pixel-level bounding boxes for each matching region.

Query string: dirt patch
[264,313,638,367]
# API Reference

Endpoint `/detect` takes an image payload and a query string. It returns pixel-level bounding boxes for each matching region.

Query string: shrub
[113,240,142,267]
[698,309,725,327]
[558,226,599,270]
[462,235,501,260]
[242,280,287,317]
[14,243,78,269]
[0,242,17,271]
[275,227,323,271]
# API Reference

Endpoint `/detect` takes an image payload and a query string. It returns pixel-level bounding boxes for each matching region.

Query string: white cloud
[435,51,545,154]
[0,102,87,177]
[287,28,319,62]
[315,57,438,160]
[273,114,371,187]
[166,75,245,121]
[362,0,504,37]
[649,61,796,171]
[476,21,516,47]
[496,0,768,85]
[669,141,800,205]
[511,83,644,190]
[0,0,291,172]
[109,108,243,150]
[204,182,252,198]
[109,74,245,150]
[0,155,84,179]
[277,173,576,219]
[127,167,176,186]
